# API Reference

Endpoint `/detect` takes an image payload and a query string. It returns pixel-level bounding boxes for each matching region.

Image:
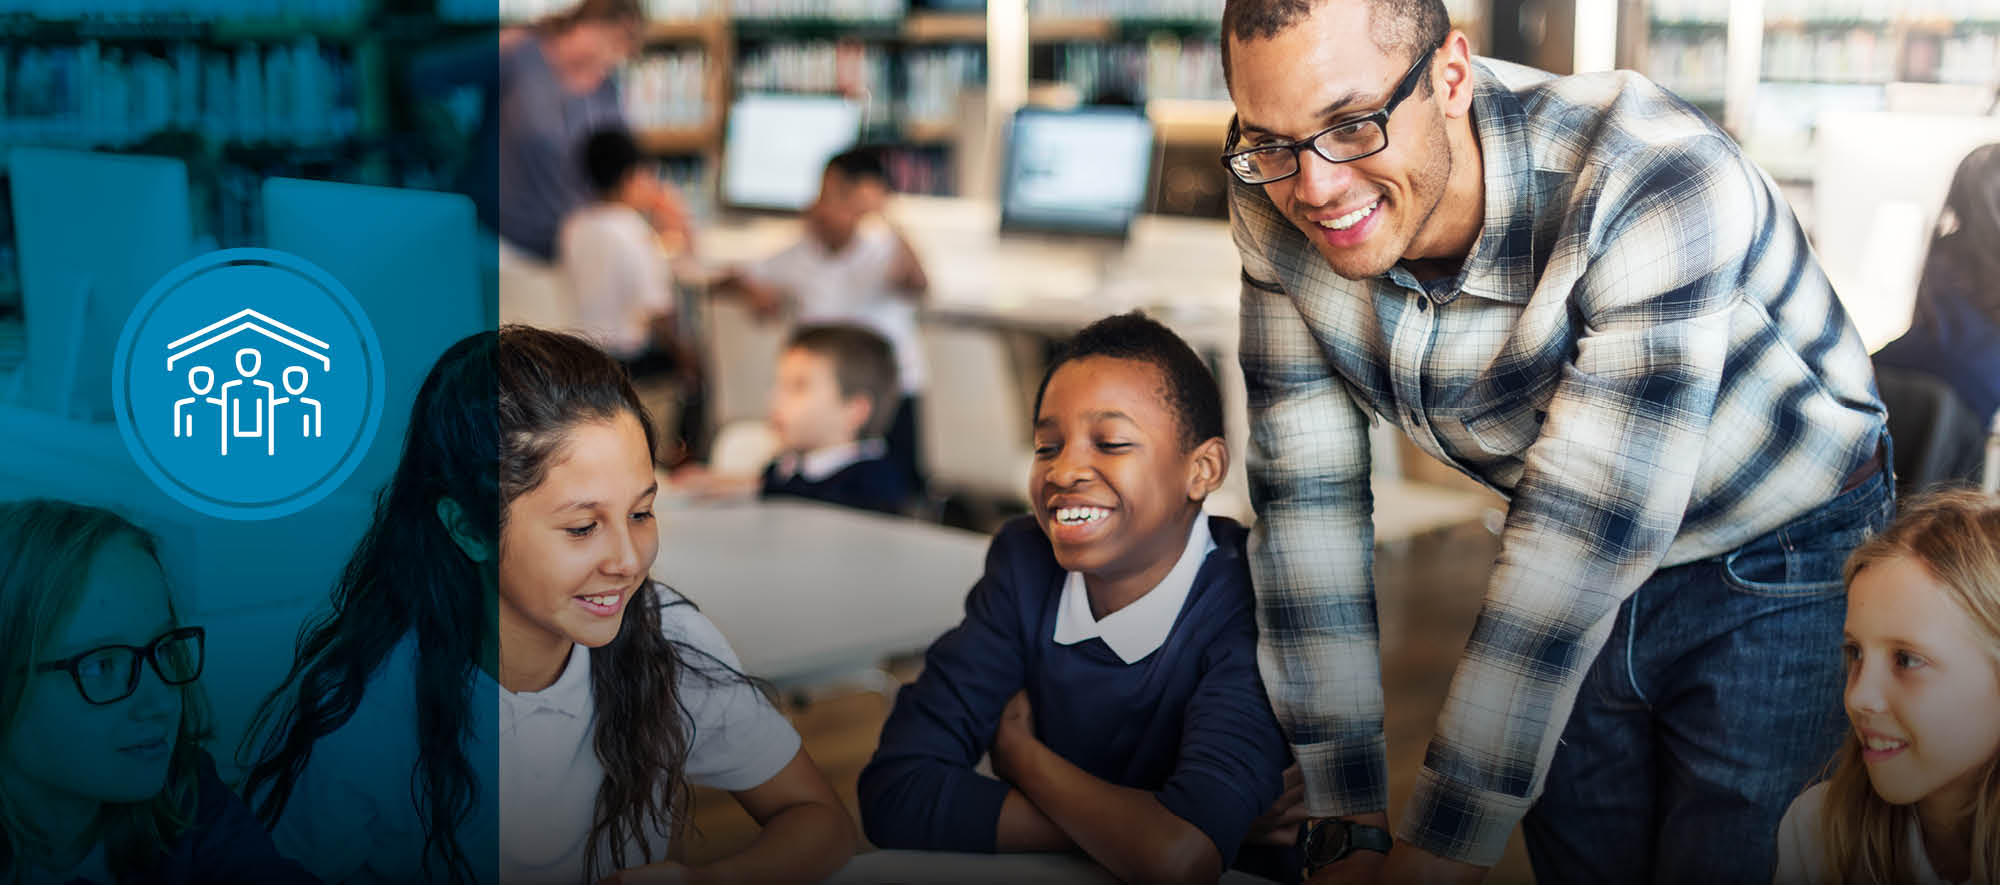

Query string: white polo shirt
[747,223,925,394]
[1052,516,1217,664]
[272,590,799,885]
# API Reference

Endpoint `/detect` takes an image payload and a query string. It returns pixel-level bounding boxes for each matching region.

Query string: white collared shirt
[1052,516,1216,665]
[271,596,799,885]
[497,600,801,884]
[769,438,887,484]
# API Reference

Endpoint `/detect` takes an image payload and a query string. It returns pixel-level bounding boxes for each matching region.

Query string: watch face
[1306,820,1351,866]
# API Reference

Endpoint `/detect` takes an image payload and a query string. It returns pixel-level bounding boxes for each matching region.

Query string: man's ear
[436,497,493,564]
[1186,437,1229,502]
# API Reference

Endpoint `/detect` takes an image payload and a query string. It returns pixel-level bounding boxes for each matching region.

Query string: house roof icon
[165,309,331,372]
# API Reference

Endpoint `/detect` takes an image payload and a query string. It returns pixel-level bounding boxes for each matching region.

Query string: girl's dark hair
[1032,311,1226,450]
[496,327,704,882]
[244,326,723,883]
[241,331,500,884]
[0,501,213,882]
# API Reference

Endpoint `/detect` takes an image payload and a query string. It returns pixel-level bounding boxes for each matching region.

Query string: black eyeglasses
[1222,41,1444,185]
[35,626,205,705]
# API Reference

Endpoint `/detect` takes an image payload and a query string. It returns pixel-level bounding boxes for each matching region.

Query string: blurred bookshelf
[1633,0,2000,182]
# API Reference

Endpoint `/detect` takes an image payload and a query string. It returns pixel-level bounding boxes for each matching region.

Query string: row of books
[0,39,357,150]
[735,40,893,124]
[624,49,711,129]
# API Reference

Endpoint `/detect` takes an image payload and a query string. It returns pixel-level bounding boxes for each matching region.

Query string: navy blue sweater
[760,455,910,516]
[858,515,1290,868]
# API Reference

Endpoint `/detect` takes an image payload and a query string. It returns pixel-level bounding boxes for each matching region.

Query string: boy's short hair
[582,128,644,197]
[1033,311,1225,451]
[824,147,890,188]
[789,324,901,437]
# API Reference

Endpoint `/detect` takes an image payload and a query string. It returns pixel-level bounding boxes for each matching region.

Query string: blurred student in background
[1874,143,2000,424]
[722,147,930,496]
[564,127,703,457]
[673,324,912,517]
[0,500,313,884]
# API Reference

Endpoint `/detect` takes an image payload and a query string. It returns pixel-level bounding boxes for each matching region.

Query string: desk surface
[832,850,1280,884]
[649,497,990,686]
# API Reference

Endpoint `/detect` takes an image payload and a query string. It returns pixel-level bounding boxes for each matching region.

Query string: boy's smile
[1030,356,1222,614]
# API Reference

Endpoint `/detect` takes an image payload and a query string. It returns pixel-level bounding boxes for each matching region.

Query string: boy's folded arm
[994,728,1222,884]
[1153,633,1297,868]
[857,535,1033,851]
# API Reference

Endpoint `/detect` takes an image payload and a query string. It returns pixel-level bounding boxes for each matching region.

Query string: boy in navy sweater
[758,324,911,515]
[858,312,1295,882]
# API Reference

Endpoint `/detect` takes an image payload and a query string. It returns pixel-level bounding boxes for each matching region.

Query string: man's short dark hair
[788,324,901,437]
[1033,312,1225,451]
[1220,0,1450,92]
[824,146,891,188]
[582,128,644,197]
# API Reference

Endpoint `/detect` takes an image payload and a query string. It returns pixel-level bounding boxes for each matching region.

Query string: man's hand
[1247,763,1307,846]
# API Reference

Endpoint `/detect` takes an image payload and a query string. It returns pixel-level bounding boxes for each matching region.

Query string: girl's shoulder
[645,584,743,670]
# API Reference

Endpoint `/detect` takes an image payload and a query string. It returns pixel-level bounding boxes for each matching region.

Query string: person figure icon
[220,348,280,456]
[174,366,217,444]
[279,366,322,439]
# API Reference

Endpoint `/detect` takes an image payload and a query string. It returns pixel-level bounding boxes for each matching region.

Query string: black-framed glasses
[1222,41,1444,185]
[35,626,205,705]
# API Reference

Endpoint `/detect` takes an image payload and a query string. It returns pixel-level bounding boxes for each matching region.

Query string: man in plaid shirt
[1219,0,1892,881]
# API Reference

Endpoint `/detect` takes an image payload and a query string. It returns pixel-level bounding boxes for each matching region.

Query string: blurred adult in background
[1874,143,2000,424]
[411,0,691,262]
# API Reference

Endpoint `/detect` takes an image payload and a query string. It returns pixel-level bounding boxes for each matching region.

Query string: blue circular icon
[113,249,386,521]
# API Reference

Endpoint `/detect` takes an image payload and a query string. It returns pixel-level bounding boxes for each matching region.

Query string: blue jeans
[1522,453,1893,884]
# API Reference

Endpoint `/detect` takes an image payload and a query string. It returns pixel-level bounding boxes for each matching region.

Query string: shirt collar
[1383,59,1538,307]
[772,438,886,483]
[501,642,593,719]
[1052,516,1216,664]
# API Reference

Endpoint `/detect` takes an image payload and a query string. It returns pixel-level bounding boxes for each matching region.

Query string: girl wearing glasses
[242,329,855,884]
[0,500,315,884]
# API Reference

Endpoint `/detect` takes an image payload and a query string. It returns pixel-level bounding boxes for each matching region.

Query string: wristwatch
[1299,818,1393,877]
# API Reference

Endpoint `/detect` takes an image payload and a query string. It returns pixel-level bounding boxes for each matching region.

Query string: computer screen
[10,148,194,420]
[722,93,864,211]
[262,177,486,494]
[1001,107,1156,237]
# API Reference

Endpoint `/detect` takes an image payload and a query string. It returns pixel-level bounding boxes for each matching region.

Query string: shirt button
[1534,410,1548,424]
[1415,297,1429,311]
[1409,410,1423,428]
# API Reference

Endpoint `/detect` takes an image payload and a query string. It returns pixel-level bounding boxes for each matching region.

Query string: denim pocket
[1720,473,1889,597]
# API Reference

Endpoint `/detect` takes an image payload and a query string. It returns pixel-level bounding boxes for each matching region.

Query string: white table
[831,850,1279,884]
[649,497,990,688]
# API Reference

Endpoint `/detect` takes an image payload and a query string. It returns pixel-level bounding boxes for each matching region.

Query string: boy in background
[675,324,910,517]
[560,127,700,451]
[722,147,930,495]
[858,312,1296,882]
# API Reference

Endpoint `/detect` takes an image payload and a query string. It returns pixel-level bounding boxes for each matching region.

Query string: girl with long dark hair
[242,328,854,883]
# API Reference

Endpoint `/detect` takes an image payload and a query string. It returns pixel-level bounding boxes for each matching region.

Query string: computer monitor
[1001,106,1156,238]
[261,177,487,494]
[722,93,864,211]
[10,148,194,420]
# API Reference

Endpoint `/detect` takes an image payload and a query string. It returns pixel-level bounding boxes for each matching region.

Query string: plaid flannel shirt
[1232,58,1885,866]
